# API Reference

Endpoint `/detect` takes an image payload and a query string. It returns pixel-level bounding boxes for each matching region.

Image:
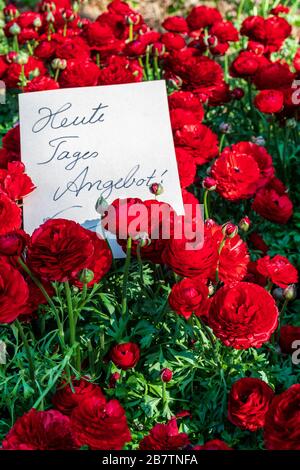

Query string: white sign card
[19,80,184,254]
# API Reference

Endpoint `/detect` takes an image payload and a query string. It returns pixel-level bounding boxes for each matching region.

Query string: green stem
[203,190,210,220]
[96,52,100,68]
[215,236,226,282]
[128,23,134,42]
[138,57,147,80]
[219,134,226,153]
[54,68,60,82]
[63,22,67,37]
[153,55,160,80]
[15,320,37,393]
[136,243,144,286]
[64,281,80,370]
[17,257,65,348]
[121,237,132,316]
[237,0,246,21]
[27,41,33,55]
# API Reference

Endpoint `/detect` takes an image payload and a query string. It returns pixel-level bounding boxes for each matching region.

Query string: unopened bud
[78,268,94,284]
[231,87,244,100]
[272,287,284,301]
[109,372,121,388]
[207,35,218,47]
[286,118,297,129]
[251,135,265,146]
[15,52,29,65]
[126,13,140,26]
[6,51,17,63]
[46,11,55,23]
[222,222,238,238]
[33,16,42,28]
[283,284,296,301]
[219,122,232,134]
[134,232,151,248]
[161,368,173,383]
[202,177,217,191]
[166,74,182,89]
[152,42,166,56]
[239,216,251,232]
[62,9,75,21]
[95,196,109,216]
[208,283,215,296]
[150,182,164,196]
[28,68,40,79]
[51,58,67,70]
[9,22,21,36]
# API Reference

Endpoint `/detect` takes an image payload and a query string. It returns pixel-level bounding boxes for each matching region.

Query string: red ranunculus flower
[264,384,300,450]
[194,439,232,450]
[0,260,29,323]
[254,89,284,114]
[252,178,293,224]
[0,229,29,256]
[5,57,46,89]
[208,282,278,349]
[52,378,106,415]
[0,161,35,200]
[55,37,91,60]
[27,219,95,282]
[230,51,269,78]
[162,16,188,33]
[139,418,189,450]
[59,59,100,88]
[253,61,295,90]
[174,123,218,165]
[168,90,204,115]
[2,408,77,450]
[175,147,196,189]
[161,33,185,51]
[256,255,298,288]
[211,147,261,201]
[71,395,131,450]
[110,342,140,370]
[162,226,218,279]
[2,125,20,156]
[169,277,211,320]
[248,232,269,254]
[0,192,22,235]
[279,325,300,354]
[24,75,60,92]
[228,377,274,431]
[293,49,300,72]
[98,55,143,85]
[187,5,222,30]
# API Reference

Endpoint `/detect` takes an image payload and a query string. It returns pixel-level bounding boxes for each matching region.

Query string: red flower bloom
[194,439,232,450]
[2,124,20,156]
[252,178,293,224]
[162,226,218,279]
[254,89,284,114]
[241,15,291,53]
[0,229,29,256]
[211,147,261,201]
[174,123,218,165]
[169,277,211,320]
[24,75,60,92]
[139,418,189,450]
[253,61,295,90]
[52,378,105,416]
[208,282,278,349]
[0,161,35,200]
[256,255,298,288]
[0,192,22,235]
[84,22,123,55]
[27,219,95,282]
[279,325,300,354]
[228,377,274,431]
[59,59,100,88]
[161,33,185,51]
[187,6,222,30]
[230,51,269,78]
[110,342,140,370]
[2,409,77,450]
[168,90,204,114]
[293,49,300,72]
[161,368,173,383]
[210,20,239,43]
[175,147,196,189]
[71,395,131,450]
[55,37,91,60]
[264,384,300,450]
[162,16,188,33]
[98,55,143,85]
[0,260,29,323]
[5,57,46,89]
[248,232,269,254]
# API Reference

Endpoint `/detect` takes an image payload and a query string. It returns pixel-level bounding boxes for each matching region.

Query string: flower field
[0,0,300,452]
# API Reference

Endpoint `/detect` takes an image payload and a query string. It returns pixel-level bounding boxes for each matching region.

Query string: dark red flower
[24,75,60,92]
[139,418,189,450]
[110,342,140,370]
[194,439,232,450]
[0,161,35,200]
[161,368,173,383]
[208,282,278,349]
[0,260,29,323]
[2,408,77,450]
[168,90,204,114]
[169,277,211,320]
[52,378,105,416]
[71,395,131,450]
[161,33,185,51]
[175,147,196,189]
[27,219,95,282]
[5,57,46,89]
[256,255,298,288]
[187,6,222,30]
[174,123,218,165]
[254,89,284,114]
[162,16,188,33]
[230,51,269,78]
[253,61,295,90]
[248,232,269,254]
[210,20,239,43]
[59,59,100,88]
[98,55,142,85]
[228,377,274,431]
[0,229,29,256]
[252,178,293,224]
[264,384,300,450]
[279,325,300,354]
[0,193,22,235]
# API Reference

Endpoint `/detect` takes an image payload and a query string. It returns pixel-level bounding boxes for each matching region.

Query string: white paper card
[19,80,184,253]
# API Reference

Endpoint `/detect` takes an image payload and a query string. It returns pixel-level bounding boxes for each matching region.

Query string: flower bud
[28,68,40,79]
[238,216,251,232]
[166,74,183,89]
[222,222,238,238]
[150,182,164,196]
[161,368,173,383]
[6,51,17,63]
[9,22,21,36]
[208,283,215,296]
[78,268,94,284]
[286,118,297,129]
[15,52,29,65]
[46,11,55,23]
[51,58,67,70]
[219,122,232,134]
[272,287,284,301]
[0,230,28,256]
[133,232,151,248]
[95,195,109,216]
[33,16,42,28]
[126,13,140,26]
[4,5,19,20]
[42,1,56,12]
[251,135,265,146]
[152,42,166,56]
[62,8,75,21]
[207,35,218,47]
[283,284,296,301]
[109,372,121,388]
[202,176,217,191]
[231,87,244,100]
